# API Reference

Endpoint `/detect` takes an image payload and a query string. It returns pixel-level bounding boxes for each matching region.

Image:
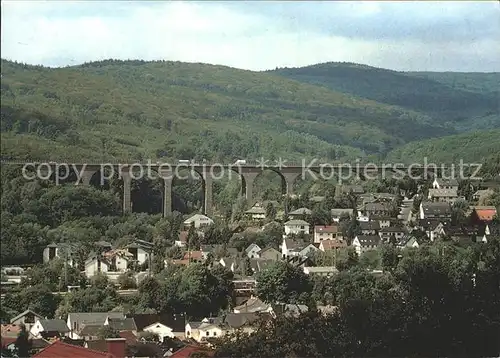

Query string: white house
[103,249,133,272]
[67,312,124,340]
[126,243,150,265]
[42,243,76,267]
[84,256,110,278]
[284,220,310,237]
[10,310,44,333]
[183,214,214,230]
[432,178,459,190]
[245,243,262,259]
[352,235,381,255]
[186,319,224,342]
[331,209,354,222]
[244,205,266,220]
[143,322,174,340]
[30,319,69,339]
[313,225,340,243]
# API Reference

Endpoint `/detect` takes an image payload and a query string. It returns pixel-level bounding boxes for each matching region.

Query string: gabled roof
[365,202,391,212]
[314,225,338,234]
[473,207,497,221]
[420,202,452,216]
[283,239,307,250]
[245,206,266,214]
[37,319,70,333]
[126,313,185,332]
[68,312,125,326]
[428,188,458,197]
[78,324,102,336]
[320,239,347,251]
[355,235,381,246]
[10,309,45,324]
[331,208,354,217]
[284,219,309,226]
[106,317,137,331]
[379,226,407,233]
[288,208,312,216]
[245,243,262,253]
[33,340,115,358]
[183,214,213,224]
[359,221,380,231]
[233,297,270,313]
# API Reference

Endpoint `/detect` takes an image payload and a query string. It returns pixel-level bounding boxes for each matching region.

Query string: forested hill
[1,58,455,162]
[271,62,500,132]
[385,129,500,165]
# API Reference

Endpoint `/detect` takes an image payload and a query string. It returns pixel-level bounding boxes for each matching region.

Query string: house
[30,319,69,339]
[271,303,309,318]
[183,214,214,230]
[42,243,74,265]
[245,243,262,259]
[249,259,275,274]
[371,216,392,228]
[298,244,320,258]
[313,225,341,243]
[244,205,266,220]
[419,202,452,220]
[470,206,497,224]
[174,231,189,247]
[284,219,310,237]
[288,208,312,219]
[419,220,450,241]
[352,235,381,255]
[281,239,306,258]
[427,188,458,203]
[331,208,354,222]
[233,297,271,314]
[10,310,45,332]
[363,202,393,217]
[84,256,111,277]
[104,317,137,333]
[126,313,185,340]
[67,312,125,340]
[303,266,338,276]
[472,189,495,204]
[185,318,223,342]
[397,235,422,249]
[359,221,380,235]
[102,249,134,272]
[432,178,459,190]
[257,247,281,261]
[33,338,127,358]
[126,243,151,266]
[218,257,243,272]
[319,239,347,252]
[378,226,407,242]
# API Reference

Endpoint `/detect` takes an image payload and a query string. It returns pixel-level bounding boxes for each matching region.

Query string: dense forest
[4,59,497,163]
[272,62,500,132]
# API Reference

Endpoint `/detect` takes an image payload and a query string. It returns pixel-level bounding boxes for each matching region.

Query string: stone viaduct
[4,161,452,217]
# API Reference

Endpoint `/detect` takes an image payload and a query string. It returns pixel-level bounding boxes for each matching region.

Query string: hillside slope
[271,62,499,130]
[0,59,455,162]
[385,129,500,164]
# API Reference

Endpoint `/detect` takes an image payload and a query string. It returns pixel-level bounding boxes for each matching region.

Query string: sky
[1,1,499,72]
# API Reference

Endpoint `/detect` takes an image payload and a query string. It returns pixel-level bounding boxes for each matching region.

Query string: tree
[381,244,400,272]
[14,323,31,358]
[117,271,137,290]
[265,203,277,221]
[256,261,312,304]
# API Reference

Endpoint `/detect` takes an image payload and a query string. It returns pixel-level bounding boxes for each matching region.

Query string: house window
[213,332,217,336]
[300,226,304,229]
[187,331,190,336]
[73,322,77,331]
[206,331,209,336]
[49,247,56,260]
[25,314,35,324]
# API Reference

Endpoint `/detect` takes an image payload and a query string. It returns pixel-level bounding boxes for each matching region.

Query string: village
[1,175,499,357]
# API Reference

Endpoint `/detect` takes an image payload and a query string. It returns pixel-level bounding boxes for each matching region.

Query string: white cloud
[1,1,499,71]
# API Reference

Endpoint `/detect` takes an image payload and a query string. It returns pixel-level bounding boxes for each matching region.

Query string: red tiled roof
[474,208,497,221]
[320,239,347,250]
[118,330,137,344]
[182,251,203,260]
[314,225,338,234]
[33,340,115,358]
[170,345,214,358]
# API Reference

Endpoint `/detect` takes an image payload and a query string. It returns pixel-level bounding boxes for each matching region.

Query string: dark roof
[69,312,124,326]
[359,221,380,231]
[126,313,185,333]
[419,219,451,230]
[38,319,70,333]
[10,309,44,323]
[421,202,452,216]
[356,235,381,246]
[78,324,102,336]
[106,318,137,331]
[379,226,407,233]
